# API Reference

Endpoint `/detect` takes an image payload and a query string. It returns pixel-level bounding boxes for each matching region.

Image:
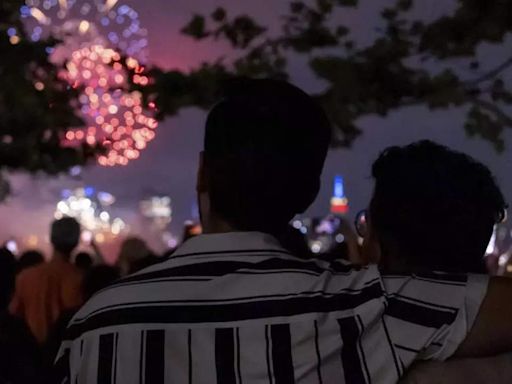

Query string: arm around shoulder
[455,276,512,358]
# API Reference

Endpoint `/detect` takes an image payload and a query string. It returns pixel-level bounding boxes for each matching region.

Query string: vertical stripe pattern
[54,233,486,384]
[97,333,115,384]
[215,328,237,384]
[270,324,295,384]
[265,325,274,384]
[314,321,323,384]
[139,331,145,384]
[338,317,367,384]
[145,330,165,384]
[188,330,193,384]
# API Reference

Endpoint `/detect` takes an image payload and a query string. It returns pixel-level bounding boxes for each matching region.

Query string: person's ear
[361,223,382,266]
[197,151,208,193]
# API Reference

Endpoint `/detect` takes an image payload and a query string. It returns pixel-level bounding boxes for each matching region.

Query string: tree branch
[472,98,512,127]
[465,56,512,87]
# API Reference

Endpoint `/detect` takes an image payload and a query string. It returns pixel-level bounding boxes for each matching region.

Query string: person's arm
[338,218,361,264]
[400,354,512,384]
[454,277,512,358]
[90,239,105,264]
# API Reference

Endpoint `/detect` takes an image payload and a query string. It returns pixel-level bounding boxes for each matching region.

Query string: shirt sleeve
[381,272,489,363]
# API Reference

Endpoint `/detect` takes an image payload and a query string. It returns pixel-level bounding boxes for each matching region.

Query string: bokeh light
[62,45,158,166]
[22,0,156,166]
[55,187,128,238]
[22,0,148,60]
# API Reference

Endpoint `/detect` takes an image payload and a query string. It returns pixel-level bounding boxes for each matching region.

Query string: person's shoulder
[66,282,123,330]
[17,262,47,282]
[72,261,171,316]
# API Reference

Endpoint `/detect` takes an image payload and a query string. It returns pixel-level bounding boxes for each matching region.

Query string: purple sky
[2,0,511,255]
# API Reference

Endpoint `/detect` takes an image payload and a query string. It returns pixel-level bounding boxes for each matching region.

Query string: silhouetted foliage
[0,0,97,198]
[144,0,512,152]
[2,0,512,201]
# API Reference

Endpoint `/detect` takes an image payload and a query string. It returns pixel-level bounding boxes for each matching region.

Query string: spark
[30,7,50,25]
[78,20,90,34]
[105,0,119,12]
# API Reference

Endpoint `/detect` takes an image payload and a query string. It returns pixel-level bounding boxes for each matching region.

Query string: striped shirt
[56,232,488,384]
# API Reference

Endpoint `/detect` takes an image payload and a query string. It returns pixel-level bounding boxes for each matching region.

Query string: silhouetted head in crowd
[74,252,93,271]
[50,217,81,260]
[82,266,120,300]
[117,237,151,275]
[0,248,16,310]
[362,140,507,273]
[198,78,331,235]
[17,250,44,273]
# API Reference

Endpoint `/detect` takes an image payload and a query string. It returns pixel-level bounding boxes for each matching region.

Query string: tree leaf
[396,0,413,11]
[211,8,227,22]
[181,15,210,39]
[336,25,350,37]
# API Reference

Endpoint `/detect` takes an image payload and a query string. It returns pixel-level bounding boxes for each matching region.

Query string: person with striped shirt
[56,79,512,384]
[353,141,511,383]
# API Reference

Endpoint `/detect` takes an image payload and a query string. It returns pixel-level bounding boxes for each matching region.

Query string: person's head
[362,141,507,273]
[51,217,81,258]
[74,252,93,271]
[17,250,44,273]
[82,265,120,300]
[0,247,16,310]
[198,78,331,235]
[117,237,150,275]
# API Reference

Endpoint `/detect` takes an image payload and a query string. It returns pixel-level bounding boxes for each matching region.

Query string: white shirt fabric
[55,232,489,384]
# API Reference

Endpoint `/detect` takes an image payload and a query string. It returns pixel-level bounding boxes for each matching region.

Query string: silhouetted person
[10,218,83,343]
[360,140,506,274]
[45,264,121,376]
[45,264,120,383]
[0,248,42,384]
[117,237,153,275]
[17,249,44,274]
[357,141,511,384]
[56,79,512,384]
[74,251,94,271]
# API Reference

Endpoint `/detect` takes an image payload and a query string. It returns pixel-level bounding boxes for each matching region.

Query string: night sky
[2,0,511,255]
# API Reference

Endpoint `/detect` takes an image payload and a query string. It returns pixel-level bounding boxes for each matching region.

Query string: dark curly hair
[370,140,507,273]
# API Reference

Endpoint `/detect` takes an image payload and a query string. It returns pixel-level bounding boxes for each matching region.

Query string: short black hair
[204,78,331,233]
[75,252,93,270]
[18,250,44,273]
[371,140,507,273]
[51,217,81,256]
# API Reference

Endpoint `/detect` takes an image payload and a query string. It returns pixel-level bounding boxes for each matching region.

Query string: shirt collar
[172,231,287,257]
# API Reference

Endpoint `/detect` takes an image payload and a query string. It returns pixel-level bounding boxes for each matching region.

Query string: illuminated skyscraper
[330,176,349,215]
